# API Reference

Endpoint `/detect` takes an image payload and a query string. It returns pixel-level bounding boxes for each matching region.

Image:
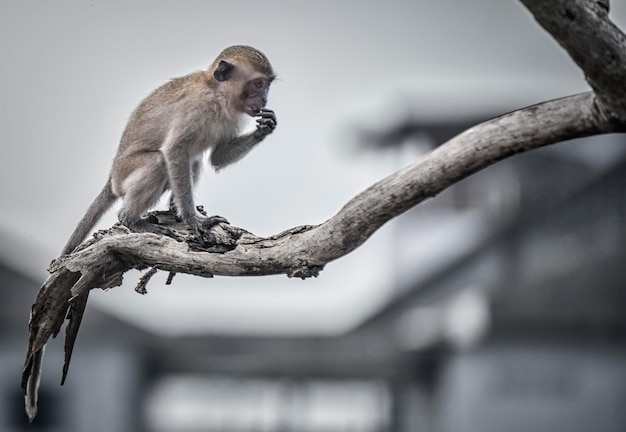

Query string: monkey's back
[118,73,207,153]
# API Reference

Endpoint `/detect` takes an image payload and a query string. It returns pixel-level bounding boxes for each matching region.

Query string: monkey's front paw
[253,108,277,138]
[198,214,229,228]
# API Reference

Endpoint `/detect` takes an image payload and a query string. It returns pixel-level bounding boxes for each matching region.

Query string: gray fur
[61,45,276,254]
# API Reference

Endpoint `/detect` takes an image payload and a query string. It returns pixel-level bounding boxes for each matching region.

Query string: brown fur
[212,45,275,79]
[62,45,276,255]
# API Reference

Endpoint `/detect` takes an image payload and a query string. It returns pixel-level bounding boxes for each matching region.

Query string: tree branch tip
[166,272,176,285]
[135,267,159,294]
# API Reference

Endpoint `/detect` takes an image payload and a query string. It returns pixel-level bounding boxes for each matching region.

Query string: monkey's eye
[254,79,264,89]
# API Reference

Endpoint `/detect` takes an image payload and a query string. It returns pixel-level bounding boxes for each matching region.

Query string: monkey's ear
[214,60,235,82]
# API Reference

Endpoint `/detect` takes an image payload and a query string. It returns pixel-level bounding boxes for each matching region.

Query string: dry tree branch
[521,0,626,120]
[23,0,626,422]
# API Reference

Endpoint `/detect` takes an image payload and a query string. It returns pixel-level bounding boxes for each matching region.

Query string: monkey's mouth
[246,106,262,116]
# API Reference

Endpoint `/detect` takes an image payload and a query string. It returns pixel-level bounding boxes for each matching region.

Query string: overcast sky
[1,0,622,336]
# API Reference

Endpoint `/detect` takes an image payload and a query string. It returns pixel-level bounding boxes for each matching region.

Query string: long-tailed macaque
[62,44,277,255]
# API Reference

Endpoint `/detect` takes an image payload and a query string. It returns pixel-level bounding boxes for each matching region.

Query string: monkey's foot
[198,214,229,228]
[121,211,239,253]
[194,205,228,224]
[168,199,183,222]
[167,203,228,226]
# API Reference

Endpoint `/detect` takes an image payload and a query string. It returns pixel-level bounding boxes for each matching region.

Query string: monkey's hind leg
[116,160,182,241]
[164,198,235,250]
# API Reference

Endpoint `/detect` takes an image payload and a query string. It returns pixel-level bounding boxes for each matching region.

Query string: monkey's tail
[61,178,117,255]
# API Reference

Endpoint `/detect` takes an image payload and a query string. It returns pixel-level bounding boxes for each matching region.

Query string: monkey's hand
[253,108,277,140]
[210,109,276,169]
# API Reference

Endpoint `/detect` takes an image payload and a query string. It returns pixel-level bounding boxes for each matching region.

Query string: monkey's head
[210,45,276,117]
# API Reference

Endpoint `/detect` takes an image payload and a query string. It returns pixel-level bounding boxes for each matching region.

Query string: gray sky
[1,0,619,336]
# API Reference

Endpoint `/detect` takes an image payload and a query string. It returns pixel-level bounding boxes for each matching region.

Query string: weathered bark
[521,0,626,121]
[23,0,626,421]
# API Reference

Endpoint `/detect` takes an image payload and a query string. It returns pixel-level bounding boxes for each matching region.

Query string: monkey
[62,44,277,256]
[24,45,277,422]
